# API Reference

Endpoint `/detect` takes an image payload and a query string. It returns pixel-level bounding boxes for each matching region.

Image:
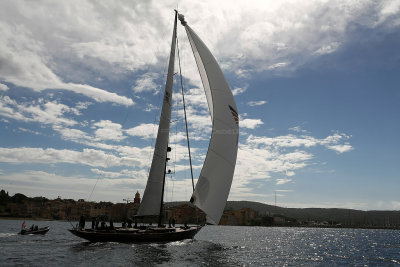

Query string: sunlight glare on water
[0,220,399,266]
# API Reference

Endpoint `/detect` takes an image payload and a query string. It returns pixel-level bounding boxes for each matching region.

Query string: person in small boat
[172,218,175,227]
[30,224,34,230]
[34,225,38,231]
[109,219,114,230]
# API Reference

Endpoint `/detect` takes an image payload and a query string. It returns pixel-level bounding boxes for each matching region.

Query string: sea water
[0,219,399,266]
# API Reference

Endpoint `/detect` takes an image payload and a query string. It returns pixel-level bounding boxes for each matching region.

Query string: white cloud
[240,118,264,129]
[17,127,41,136]
[0,147,143,168]
[248,100,267,106]
[0,83,9,91]
[230,130,353,198]
[246,132,353,152]
[0,170,146,203]
[232,86,247,96]
[313,42,341,55]
[92,120,126,142]
[0,19,133,106]
[326,144,353,153]
[55,127,90,143]
[276,178,292,185]
[132,73,159,93]
[126,123,158,139]
[0,96,78,126]
[377,0,400,26]
[267,62,290,70]
[289,126,309,134]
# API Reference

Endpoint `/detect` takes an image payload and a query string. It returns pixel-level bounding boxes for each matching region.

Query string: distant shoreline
[1,216,398,230]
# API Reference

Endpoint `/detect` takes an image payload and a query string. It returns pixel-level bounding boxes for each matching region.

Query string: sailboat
[69,10,239,243]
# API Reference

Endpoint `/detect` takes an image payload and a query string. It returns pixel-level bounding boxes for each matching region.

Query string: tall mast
[158,11,178,226]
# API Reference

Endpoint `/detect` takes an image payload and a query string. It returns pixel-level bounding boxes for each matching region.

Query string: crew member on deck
[79,215,85,230]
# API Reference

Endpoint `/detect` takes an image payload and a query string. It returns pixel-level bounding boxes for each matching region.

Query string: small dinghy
[20,224,50,235]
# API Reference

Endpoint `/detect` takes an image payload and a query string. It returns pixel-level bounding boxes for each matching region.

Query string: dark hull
[69,226,202,243]
[20,226,50,235]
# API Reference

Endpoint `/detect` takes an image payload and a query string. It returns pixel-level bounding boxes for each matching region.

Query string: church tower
[134,191,141,204]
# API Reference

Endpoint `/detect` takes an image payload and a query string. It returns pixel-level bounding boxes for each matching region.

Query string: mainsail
[179,15,239,225]
[137,13,177,217]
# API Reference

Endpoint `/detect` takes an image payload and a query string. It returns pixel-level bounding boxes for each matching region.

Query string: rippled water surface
[1,219,399,266]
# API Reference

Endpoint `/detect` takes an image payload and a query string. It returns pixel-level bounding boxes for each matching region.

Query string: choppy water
[1,219,399,266]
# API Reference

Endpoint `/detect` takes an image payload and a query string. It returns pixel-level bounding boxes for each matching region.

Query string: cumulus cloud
[0,147,145,168]
[231,130,353,196]
[0,18,133,106]
[0,83,9,91]
[55,127,90,143]
[232,86,247,96]
[240,118,264,129]
[132,73,159,93]
[92,120,126,142]
[326,144,353,153]
[126,123,158,139]
[0,96,78,126]
[245,131,353,153]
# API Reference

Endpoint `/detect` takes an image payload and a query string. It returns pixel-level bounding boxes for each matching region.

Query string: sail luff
[137,12,177,217]
[180,17,239,225]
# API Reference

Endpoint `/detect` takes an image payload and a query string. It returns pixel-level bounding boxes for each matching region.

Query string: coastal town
[1,189,399,229]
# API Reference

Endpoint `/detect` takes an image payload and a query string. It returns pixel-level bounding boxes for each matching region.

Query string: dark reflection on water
[1,220,399,266]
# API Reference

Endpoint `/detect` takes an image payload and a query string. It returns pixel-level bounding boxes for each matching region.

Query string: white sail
[180,16,239,225]
[137,13,177,217]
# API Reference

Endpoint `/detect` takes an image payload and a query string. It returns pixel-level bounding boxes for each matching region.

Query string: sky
[0,0,399,210]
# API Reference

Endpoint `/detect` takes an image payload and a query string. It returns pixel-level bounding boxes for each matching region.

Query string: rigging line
[176,32,195,192]
[169,74,180,204]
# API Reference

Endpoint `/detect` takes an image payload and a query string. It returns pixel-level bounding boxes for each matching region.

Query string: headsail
[179,15,239,225]
[137,12,177,217]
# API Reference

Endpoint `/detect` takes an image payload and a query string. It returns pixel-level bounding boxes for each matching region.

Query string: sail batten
[182,23,239,225]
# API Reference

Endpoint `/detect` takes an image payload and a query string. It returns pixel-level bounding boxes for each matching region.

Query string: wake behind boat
[70,10,239,243]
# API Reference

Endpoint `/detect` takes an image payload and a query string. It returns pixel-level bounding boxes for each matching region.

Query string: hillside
[167,200,400,226]
[225,201,400,226]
